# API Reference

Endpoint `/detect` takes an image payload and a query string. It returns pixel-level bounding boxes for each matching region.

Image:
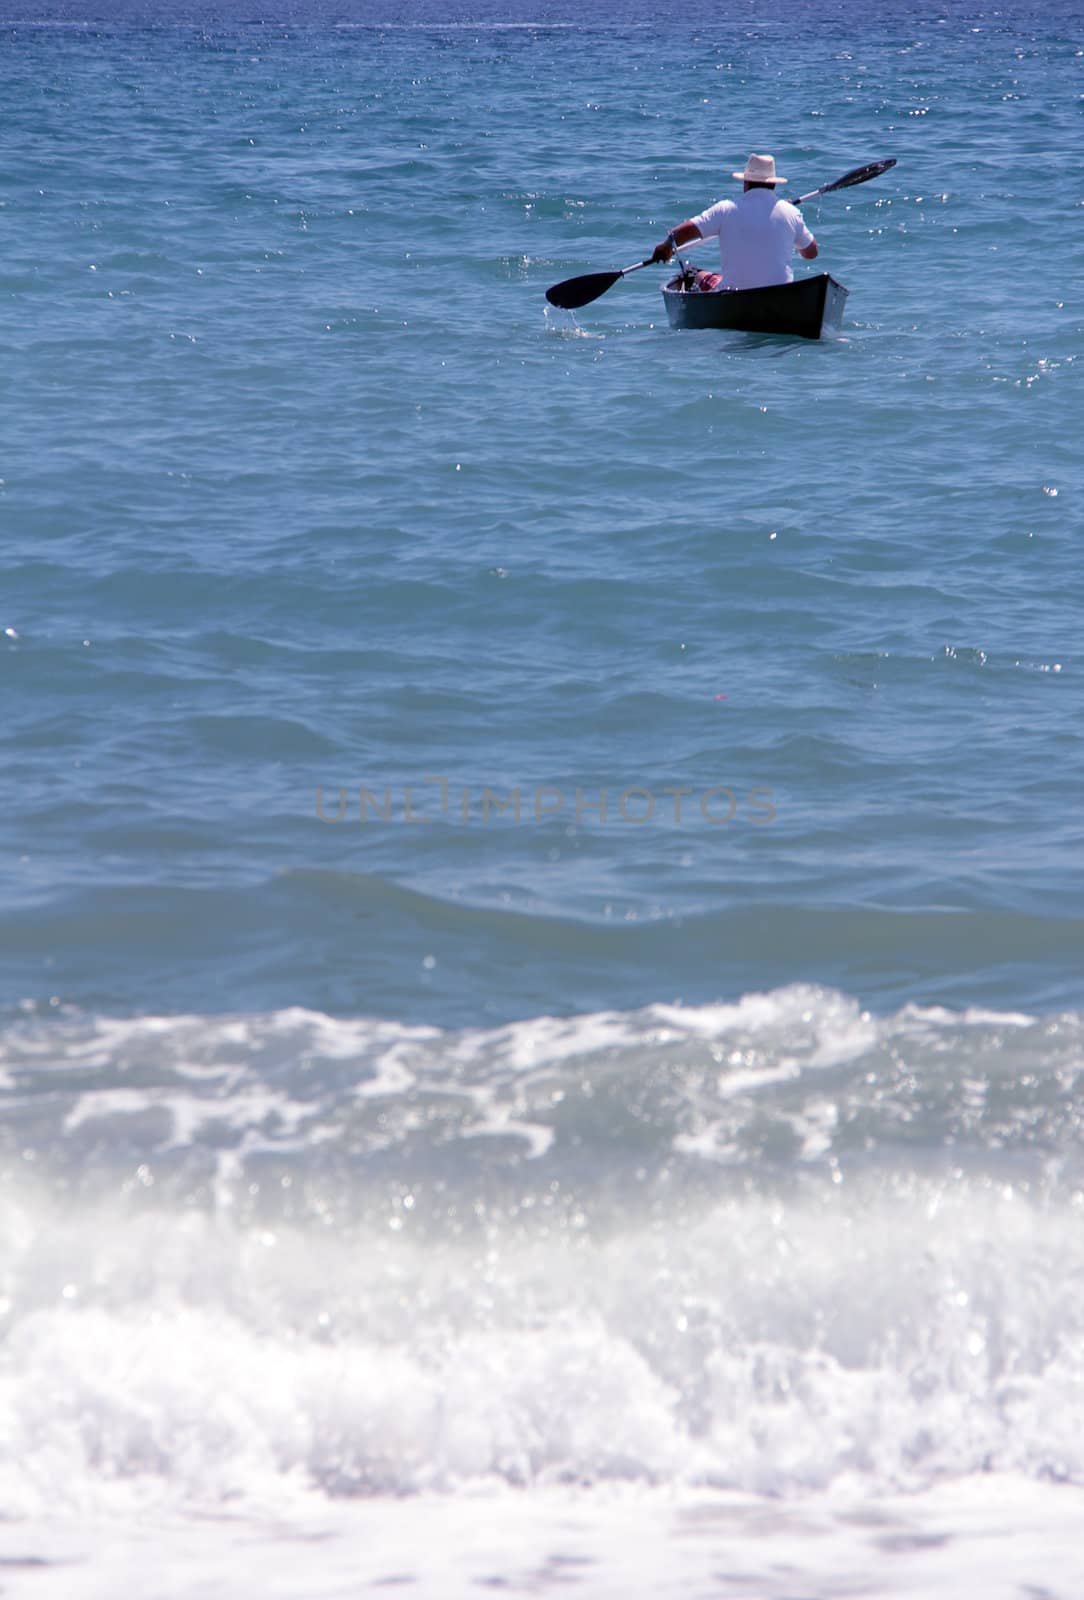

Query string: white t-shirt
[690,188,814,290]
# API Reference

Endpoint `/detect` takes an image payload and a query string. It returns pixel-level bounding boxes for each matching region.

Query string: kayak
[661,272,848,339]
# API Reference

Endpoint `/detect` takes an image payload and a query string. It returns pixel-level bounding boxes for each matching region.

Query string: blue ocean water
[2,1,1084,1593]
[3,0,1082,1022]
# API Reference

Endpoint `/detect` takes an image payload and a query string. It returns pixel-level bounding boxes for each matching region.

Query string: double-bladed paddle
[544,158,896,312]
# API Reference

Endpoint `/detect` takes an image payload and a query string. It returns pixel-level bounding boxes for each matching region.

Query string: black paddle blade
[545,269,623,311]
[821,157,897,195]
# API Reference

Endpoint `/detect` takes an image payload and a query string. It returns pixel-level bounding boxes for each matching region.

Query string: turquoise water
[3,3,1084,1593]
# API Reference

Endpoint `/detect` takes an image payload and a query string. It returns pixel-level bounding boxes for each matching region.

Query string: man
[652,153,818,292]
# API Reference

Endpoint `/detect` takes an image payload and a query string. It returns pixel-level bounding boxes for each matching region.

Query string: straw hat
[732,153,787,185]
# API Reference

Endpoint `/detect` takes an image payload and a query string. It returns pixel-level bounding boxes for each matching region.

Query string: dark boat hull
[662,272,848,339]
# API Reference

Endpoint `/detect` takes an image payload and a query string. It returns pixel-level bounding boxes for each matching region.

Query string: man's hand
[652,223,700,264]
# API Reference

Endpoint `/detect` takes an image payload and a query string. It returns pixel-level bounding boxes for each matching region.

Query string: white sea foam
[5,986,1084,1190]
[4,989,1084,1600]
[3,1163,1084,1510]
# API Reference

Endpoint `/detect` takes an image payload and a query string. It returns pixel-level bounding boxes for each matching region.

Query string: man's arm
[799,239,818,260]
[651,221,702,264]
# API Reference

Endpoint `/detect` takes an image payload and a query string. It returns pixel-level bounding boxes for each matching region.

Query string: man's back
[691,189,814,290]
